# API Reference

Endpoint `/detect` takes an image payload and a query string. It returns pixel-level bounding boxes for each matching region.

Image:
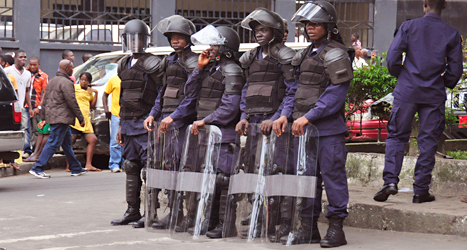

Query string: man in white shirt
[4,49,33,153]
[352,45,368,70]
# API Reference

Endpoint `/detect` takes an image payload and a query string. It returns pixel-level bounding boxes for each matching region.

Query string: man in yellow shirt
[103,74,122,172]
[69,72,100,171]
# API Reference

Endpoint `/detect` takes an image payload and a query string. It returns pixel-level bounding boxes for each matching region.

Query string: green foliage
[446,150,467,160]
[346,53,397,120]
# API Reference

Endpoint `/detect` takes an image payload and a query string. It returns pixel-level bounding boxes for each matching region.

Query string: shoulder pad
[135,53,164,74]
[291,46,312,66]
[117,55,131,75]
[239,47,259,69]
[180,51,199,73]
[269,43,295,65]
[324,48,353,85]
[221,61,245,95]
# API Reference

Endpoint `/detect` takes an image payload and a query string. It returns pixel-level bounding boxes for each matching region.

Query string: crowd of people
[3,0,462,248]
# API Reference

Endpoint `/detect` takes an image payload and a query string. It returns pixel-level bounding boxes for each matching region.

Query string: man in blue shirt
[374,0,463,204]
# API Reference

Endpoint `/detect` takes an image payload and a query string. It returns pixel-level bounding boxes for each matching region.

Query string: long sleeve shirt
[148,53,196,129]
[239,49,298,123]
[387,13,463,104]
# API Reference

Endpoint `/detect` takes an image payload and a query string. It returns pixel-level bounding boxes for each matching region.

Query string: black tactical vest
[119,58,161,119]
[196,67,224,120]
[292,40,347,120]
[244,55,286,116]
[161,51,197,114]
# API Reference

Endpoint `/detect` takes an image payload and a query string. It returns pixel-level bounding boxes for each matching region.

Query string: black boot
[175,192,198,232]
[111,206,141,225]
[280,217,321,245]
[152,213,171,229]
[269,196,294,242]
[206,191,237,239]
[131,215,145,228]
[320,216,347,248]
[269,220,291,242]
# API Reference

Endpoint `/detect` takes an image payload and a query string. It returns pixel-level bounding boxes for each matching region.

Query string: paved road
[1,169,466,250]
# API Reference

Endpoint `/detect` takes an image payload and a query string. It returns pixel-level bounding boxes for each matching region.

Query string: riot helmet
[121,19,150,53]
[156,15,196,50]
[241,8,285,43]
[292,1,342,43]
[191,25,240,59]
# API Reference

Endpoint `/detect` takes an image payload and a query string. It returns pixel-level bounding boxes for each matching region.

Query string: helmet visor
[292,2,331,24]
[241,9,282,31]
[191,25,227,46]
[122,33,149,53]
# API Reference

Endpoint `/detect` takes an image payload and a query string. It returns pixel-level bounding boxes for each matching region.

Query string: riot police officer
[143,15,199,231]
[111,19,165,228]
[184,25,245,238]
[280,1,353,247]
[235,8,297,238]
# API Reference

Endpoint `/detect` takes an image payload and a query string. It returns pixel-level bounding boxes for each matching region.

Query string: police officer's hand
[160,116,173,133]
[197,49,211,69]
[273,115,288,137]
[260,119,273,136]
[117,126,124,146]
[292,116,310,136]
[235,119,249,136]
[144,115,155,132]
[191,120,205,135]
[80,120,86,128]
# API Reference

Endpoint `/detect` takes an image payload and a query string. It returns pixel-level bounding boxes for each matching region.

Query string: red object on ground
[459,116,467,128]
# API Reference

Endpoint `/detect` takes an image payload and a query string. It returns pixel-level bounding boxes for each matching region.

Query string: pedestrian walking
[29,59,87,178]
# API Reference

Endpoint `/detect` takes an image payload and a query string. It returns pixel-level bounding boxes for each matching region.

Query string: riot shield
[224,123,274,243]
[145,121,180,233]
[279,124,319,247]
[170,125,222,240]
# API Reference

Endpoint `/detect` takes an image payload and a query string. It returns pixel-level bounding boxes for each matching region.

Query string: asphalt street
[1,169,466,250]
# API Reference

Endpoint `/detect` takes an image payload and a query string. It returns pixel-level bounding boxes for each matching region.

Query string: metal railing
[295,0,375,48]
[0,0,14,40]
[40,0,151,45]
[176,0,273,44]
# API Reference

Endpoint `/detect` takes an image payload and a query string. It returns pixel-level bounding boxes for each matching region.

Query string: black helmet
[241,8,285,42]
[121,19,150,53]
[292,1,342,43]
[292,1,337,24]
[216,26,240,54]
[156,15,196,47]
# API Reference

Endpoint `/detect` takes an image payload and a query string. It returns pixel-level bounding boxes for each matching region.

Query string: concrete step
[318,186,467,237]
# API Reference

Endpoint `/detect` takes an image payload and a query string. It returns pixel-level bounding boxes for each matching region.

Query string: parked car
[72,42,310,155]
[346,100,388,142]
[0,67,24,163]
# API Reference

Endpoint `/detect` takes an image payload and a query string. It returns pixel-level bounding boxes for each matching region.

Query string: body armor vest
[161,51,197,114]
[245,55,286,116]
[292,40,347,120]
[197,67,225,120]
[119,58,161,119]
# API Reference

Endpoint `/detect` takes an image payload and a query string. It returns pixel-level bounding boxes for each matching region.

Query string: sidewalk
[0,154,71,178]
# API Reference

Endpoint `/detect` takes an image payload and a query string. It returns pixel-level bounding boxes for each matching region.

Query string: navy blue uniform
[295,44,350,219]
[384,13,463,195]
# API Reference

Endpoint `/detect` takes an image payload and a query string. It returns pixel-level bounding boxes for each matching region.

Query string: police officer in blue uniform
[374,0,463,203]
[280,1,353,247]
[185,25,245,238]
[143,15,199,231]
[235,7,297,238]
[111,19,165,228]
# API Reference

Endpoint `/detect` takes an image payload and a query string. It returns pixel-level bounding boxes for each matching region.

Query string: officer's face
[305,22,327,41]
[170,33,187,51]
[254,25,274,46]
[208,45,220,59]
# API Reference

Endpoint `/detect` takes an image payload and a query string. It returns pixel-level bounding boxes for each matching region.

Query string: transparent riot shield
[278,124,319,247]
[170,125,222,240]
[224,123,274,243]
[145,121,180,233]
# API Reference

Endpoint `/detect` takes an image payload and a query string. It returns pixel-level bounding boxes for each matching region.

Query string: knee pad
[123,160,142,175]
